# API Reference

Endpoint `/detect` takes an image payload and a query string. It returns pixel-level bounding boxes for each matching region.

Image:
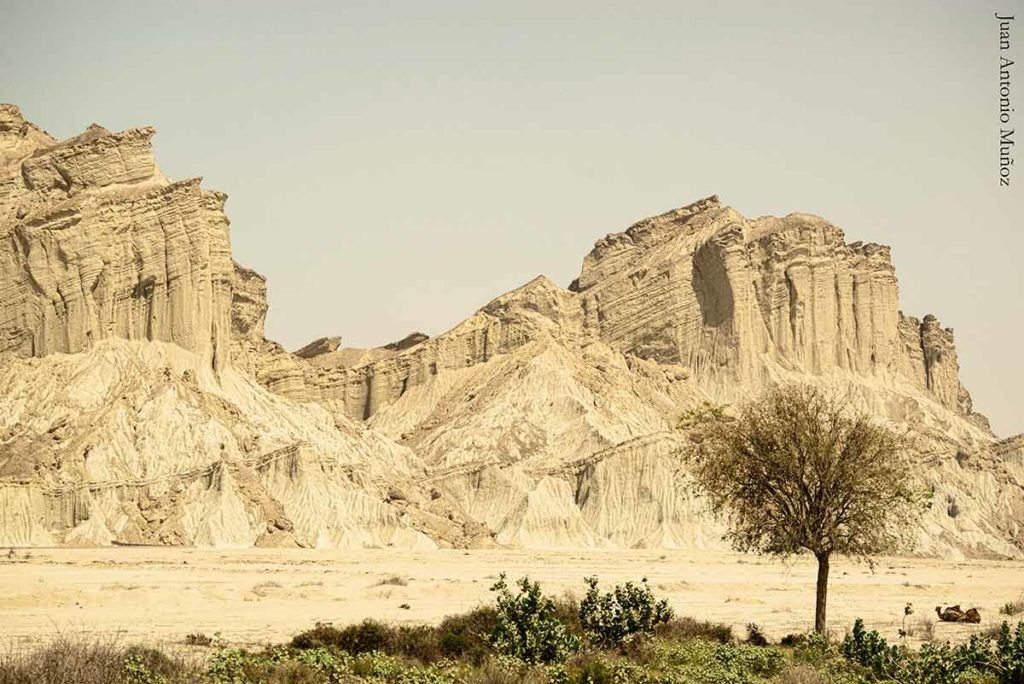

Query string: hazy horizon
[3,0,1021,435]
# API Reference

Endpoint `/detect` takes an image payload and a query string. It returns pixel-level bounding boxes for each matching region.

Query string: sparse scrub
[774,663,833,684]
[489,574,580,664]
[8,576,1024,684]
[654,616,733,644]
[1001,595,1024,616]
[184,633,212,647]
[0,638,198,684]
[746,622,769,646]
[373,575,409,587]
[578,576,672,648]
[902,617,935,643]
[250,580,282,597]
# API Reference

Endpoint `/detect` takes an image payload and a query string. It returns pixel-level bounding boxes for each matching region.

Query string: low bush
[649,638,787,681]
[780,633,807,648]
[290,619,445,662]
[13,577,1024,684]
[184,633,212,647]
[489,574,580,664]
[840,617,1024,683]
[1001,596,1024,617]
[437,606,498,664]
[578,576,672,649]
[289,622,346,650]
[0,639,198,684]
[745,623,769,646]
[654,616,733,644]
[289,618,391,654]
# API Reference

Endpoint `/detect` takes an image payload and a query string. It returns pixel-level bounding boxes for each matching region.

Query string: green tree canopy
[686,384,926,633]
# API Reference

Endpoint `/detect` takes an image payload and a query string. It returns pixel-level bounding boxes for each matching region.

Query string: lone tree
[686,385,924,634]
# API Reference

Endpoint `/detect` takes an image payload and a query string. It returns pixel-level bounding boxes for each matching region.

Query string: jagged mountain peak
[1,106,1020,556]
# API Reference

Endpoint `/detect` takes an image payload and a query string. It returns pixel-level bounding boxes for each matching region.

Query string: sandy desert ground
[1,548,1021,651]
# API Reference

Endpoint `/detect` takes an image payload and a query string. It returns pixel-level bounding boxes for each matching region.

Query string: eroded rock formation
[0,106,484,549]
[0,104,233,371]
[1,105,1021,555]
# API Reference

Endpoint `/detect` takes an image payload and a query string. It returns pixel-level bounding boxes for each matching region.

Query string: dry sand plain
[1,548,1021,650]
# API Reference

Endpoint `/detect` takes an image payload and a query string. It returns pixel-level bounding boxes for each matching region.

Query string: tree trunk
[814,552,830,635]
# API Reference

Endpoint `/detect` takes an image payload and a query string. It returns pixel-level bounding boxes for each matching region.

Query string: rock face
[573,196,981,418]
[232,197,1020,556]
[0,106,485,549]
[294,276,583,420]
[0,104,233,371]
[0,105,1021,556]
[294,336,342,359]
[0,340,434,548]
[281,197,988,430]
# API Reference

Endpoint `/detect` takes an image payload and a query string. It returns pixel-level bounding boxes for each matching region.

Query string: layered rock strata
[1,105,1020,556]
[289,196,988,429]
[0,104,232,371]
[0,106,484,548]
[268,198,1021,556]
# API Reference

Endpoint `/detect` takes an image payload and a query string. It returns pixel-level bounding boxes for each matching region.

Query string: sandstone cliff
[0,104,232,371]
[1,105,1020,557]
[268,198,1019,555]
[283,197,989,431]
[573,196,984,422]
[0,106,484,549]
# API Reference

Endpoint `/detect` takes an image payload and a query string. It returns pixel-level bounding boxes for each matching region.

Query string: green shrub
[792,632,833,665]
[184,633,212,647]
[206,645,253,683]
[289,619,390,655]
[437,606,499,664]
[121,646,183,684]
[568,655,614,684]
[995,621,1024,683]
[289,622,345,650]
[578,576,673,649]
[204,643,351,682]
[654,617,732,644]
[649,638,787,681]
[837,617,1024,684]
[745,623,768,647]
[552,592,584,639]
[490,574,580,664]
[841,618,901,680]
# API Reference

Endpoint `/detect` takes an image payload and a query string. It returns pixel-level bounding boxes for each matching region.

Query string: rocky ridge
[1,105,1021,556]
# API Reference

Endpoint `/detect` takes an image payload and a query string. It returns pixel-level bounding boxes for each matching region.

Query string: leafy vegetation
[841,617,1024,683]
[578,576,673,648]
[3,575,1024,683]
[489,573,580,664]
[685,385,926,633]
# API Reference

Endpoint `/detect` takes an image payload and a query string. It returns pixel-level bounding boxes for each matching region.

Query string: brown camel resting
[935,605,981,623]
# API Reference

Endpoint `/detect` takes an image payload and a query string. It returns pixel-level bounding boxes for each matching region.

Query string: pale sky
[2,0,1021,435]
